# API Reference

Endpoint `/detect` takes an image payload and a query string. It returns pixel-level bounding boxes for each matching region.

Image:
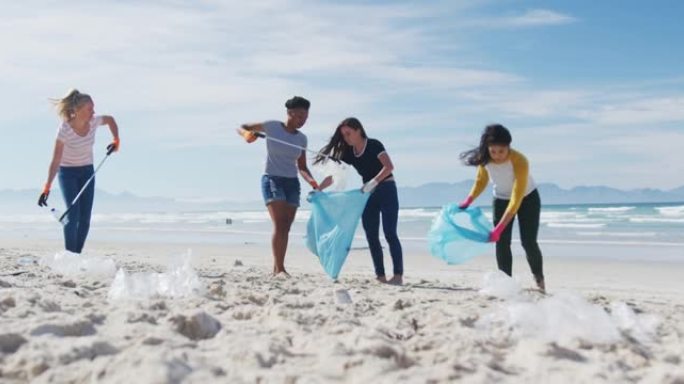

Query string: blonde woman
[38,89,120,254]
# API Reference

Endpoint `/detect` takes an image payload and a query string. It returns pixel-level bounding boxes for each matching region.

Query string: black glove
[38,191,49,207]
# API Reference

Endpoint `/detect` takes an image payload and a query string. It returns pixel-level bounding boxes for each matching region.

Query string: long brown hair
[314,117,367,165]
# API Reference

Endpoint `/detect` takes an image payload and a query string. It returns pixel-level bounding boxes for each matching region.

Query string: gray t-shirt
[263,120,307,178]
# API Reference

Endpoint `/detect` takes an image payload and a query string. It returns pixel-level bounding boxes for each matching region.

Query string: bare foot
[388,275,403,286]
[272,270,291,279]
[535,276,546,294]
[376,275,388,284]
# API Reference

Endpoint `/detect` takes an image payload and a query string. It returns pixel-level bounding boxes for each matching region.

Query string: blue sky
[1,1,683,201]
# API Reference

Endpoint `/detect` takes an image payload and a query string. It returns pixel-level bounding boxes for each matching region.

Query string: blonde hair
[51,89,93,121]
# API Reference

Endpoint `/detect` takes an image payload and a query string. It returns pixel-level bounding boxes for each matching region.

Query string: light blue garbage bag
[428,204,493,264]
[306,190,370,279]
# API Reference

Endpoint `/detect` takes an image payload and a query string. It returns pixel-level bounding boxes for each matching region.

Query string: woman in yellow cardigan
[459,124,545,292]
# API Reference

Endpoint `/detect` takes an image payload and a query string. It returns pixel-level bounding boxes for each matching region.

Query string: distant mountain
[535,184,684,206]
[670,185,684,195]
[2,182,683,214]
[398,182,684,207]
[398,181,474,208]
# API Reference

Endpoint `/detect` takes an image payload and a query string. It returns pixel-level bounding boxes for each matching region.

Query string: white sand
[1,238,684,383]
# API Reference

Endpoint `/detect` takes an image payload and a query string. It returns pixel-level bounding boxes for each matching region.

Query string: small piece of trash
[334,288,352,304]
[17,256,37,266]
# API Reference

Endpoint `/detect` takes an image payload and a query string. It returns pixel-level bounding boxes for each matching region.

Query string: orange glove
[107,137,120,154]
[239,129,258,143]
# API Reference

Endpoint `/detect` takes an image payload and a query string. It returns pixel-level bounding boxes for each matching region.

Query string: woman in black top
[315,117,404,285]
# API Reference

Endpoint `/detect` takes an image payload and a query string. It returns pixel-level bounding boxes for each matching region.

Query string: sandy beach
[4,0,684,382]
[1,237,683,383]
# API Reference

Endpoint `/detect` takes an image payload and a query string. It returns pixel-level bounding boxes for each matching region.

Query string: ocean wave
[542,211,587,219]
[541,215,607,225]
[587,206,636,213]
[655,205,684,217]
[0,214,53,224]
[629,217,684,224]
[89,211,275,225]
[576,231,657,237]
[91,213,187,224]
[536,239,684,247]
[546,223,607,229]
[540,212,597,223]
[398,208,440,218]
[241,219,270,224]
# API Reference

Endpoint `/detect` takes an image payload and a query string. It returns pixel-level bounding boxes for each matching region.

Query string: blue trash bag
[428,204,493,264]
[306,190,370,279]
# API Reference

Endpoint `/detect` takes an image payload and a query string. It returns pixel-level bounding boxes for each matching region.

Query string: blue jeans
[261,175,301,207]
[58,165,95,253]
[362,181,403,276]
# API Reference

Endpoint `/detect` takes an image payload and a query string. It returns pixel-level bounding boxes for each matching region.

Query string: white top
[56,116,103,167]
[484,159,536,200]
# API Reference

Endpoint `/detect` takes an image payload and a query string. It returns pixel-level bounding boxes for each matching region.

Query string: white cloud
[2,1,683,198]
[583,97,684,126]
[467,9,577,29]
[506,9,577,27]
[0,1,518,124]
[458,89,590,118]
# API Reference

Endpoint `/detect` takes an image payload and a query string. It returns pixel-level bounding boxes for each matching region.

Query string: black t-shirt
[341,138,393,183]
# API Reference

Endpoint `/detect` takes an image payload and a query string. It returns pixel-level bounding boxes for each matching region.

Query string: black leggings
[493,189,544,279]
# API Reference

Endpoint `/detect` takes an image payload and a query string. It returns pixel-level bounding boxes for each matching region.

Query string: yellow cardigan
[468,149,530,215]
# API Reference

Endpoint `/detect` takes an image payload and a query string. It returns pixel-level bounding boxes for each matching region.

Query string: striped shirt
[56,116,103,166]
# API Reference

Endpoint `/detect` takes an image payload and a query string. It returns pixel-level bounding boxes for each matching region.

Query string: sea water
[2,202,683,262]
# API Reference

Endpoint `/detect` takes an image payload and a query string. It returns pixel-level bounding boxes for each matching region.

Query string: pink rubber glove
[458,196,474,209]
[489,222,506,242]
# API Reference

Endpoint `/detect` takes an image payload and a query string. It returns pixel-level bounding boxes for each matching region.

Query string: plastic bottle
[51,208,68,225]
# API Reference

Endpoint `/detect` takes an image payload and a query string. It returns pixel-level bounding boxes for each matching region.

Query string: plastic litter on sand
[108,251,203,300]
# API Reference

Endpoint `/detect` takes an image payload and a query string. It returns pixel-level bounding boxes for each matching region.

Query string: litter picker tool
[236,129,338,162]
[55,146,115,224]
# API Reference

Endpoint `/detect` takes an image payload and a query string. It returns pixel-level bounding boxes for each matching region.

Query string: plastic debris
[428,205,493,264]
[108,251,203,300]
[306,190,370,279]
[40,251,116,278]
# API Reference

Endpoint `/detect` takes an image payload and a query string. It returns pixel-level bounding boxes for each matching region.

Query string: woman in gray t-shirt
[238,96,329,277]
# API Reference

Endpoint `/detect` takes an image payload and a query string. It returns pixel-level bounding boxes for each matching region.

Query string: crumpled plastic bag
[40,251,116,278]
[428,204,492,264]
[306,190,370,279]
[108,251,203,300]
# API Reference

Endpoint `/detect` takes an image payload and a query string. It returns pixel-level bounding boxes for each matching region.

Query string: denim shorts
[261,175,301,207]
